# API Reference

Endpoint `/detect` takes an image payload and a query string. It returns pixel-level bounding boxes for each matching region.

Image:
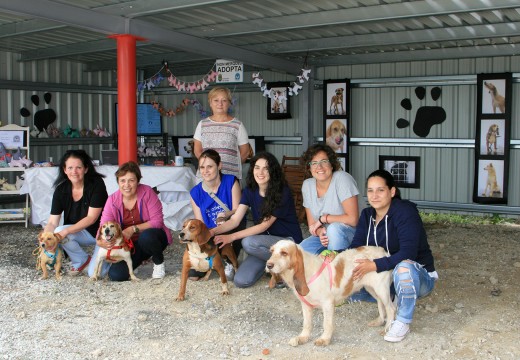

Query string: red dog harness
[296,259,333,308]
[106,238,134,262]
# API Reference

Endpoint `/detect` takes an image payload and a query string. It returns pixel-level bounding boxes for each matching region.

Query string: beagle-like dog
[329,87,344,115]
[91,221,139,281]
[266,240,395,347]
[176,219,239,301]
[37,231,64,280]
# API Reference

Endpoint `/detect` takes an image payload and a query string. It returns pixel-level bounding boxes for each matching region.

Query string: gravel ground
[1,222,520,360]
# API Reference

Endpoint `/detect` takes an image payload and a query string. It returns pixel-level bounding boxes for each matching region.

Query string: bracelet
[318,215,325,225]
[325,214,330,224]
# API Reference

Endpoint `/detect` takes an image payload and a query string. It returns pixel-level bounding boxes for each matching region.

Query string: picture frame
[324,118,348,154]
[336,154,347,172]
[480,78,507,115]
[474,159,506,203]
[379,155,420,189]
[248,136,266,156]
[479,119,505,156]
[171,135,194,159]
[323,79,350,118]
[266,82,291,120]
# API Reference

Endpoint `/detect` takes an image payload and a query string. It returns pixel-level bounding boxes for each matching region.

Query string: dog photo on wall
[266,82,291,119]
[326,82,347,116]
[481,79,506,114]
[325,119,347,153]
[480,119,505,156]
[477,159,504,198]
[379,155,420,188]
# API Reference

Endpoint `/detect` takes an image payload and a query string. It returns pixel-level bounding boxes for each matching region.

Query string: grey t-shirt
[302,171,359,223]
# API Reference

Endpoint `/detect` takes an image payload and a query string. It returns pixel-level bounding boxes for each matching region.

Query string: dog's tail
[32,246,42,270]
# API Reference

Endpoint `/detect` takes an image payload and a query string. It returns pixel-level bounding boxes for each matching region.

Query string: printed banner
[216,59,243,83]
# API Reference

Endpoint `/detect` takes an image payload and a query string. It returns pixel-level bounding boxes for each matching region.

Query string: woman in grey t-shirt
[299,144,359,256]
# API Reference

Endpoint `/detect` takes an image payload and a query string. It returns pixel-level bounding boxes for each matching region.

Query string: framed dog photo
[475,159,505,202]
[266,82,291,120]
[325,119,348,153]
[324,79,350,118]
[480,78,507,115]
[171,136,194,158]
[379,155,420,189]
[479,119,505,156]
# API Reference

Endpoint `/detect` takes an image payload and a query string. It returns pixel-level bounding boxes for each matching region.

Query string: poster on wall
[216,59,244,83]
[323,79,350,170]
[266,82,291,120]
[473,72,512,204]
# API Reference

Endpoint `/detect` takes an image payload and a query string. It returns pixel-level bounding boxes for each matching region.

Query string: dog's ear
[268,273,281,289]
[290,245,310,296]
[196,224,212,245]
[37,231,44,242]
[114,222,123,239]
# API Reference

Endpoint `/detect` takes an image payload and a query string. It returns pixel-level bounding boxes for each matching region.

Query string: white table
[20,165,200,230]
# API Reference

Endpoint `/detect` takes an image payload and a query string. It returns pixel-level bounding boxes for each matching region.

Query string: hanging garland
[151,98,209,118]
[138,61,219,94]
[251,68,311,98]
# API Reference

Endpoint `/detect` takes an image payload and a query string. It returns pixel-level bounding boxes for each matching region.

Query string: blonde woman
[193,86,250,179]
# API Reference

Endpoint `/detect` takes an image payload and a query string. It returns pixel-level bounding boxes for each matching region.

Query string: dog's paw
[314,337,331,346]
[175,295,185,302]
[288,336,308,347]
[368,317,385,327]
[90,276,99,281]
[221,290,230,296]
[130,276,140,281]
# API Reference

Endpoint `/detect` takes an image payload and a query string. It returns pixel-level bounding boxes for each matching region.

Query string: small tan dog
[482,163,501,197]
[325,119,346,152]
[176,219,238,301]
[329,87,344,115]
[484,81,505,114]
[266,240,395,346]
[90,221,139,281]
[485,124,500,154]
[37,232,64,280]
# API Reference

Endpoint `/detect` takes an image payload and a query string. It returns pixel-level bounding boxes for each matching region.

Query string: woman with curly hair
[299,144,359,257]
[213,151,302,288]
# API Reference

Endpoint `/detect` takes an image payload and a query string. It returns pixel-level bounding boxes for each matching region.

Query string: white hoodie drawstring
[367,214,391,256]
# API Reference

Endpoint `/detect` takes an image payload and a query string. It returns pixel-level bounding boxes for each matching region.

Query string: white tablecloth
[20,165,200,230]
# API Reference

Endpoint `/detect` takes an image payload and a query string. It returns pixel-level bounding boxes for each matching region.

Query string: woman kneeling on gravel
[88,161,172,281]
[349,169,438,342]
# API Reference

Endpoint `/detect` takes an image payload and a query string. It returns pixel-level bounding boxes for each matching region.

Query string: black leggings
[109,228,168,281]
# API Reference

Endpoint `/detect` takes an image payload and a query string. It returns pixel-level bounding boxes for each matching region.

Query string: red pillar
[109,34,145,165]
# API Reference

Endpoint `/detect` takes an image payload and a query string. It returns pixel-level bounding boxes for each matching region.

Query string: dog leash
[297,259,333,308]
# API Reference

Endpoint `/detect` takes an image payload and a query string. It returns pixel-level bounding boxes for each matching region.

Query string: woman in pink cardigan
[87,161,172,281]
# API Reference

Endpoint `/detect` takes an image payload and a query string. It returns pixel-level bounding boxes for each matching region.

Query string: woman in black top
[44,150,108,276]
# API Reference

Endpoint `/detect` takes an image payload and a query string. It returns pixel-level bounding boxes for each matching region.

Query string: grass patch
[420,212,517,225]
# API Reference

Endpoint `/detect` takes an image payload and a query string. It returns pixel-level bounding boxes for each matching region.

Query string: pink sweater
[99,184,172,244]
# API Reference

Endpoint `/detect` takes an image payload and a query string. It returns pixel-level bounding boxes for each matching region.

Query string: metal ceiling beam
[181,0,520,37]
[248,22,520,53]
[0,19,64,38]
[311,44,519,66]
[0,0,300,74]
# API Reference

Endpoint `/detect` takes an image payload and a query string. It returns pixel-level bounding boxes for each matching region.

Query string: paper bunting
[251,68,312,98]
[151,98,209,119]
[137,61,218,94]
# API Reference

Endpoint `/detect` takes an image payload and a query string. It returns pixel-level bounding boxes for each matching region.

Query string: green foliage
[420,212,516,225]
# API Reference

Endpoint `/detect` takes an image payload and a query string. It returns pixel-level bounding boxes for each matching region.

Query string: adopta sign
[216,59,244,83]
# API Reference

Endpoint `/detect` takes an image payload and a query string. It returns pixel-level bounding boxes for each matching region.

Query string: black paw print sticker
[20,93,57,131]
[396,87,446,137]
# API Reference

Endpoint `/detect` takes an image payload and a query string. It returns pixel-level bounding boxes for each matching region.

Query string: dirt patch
[0,223,519,359]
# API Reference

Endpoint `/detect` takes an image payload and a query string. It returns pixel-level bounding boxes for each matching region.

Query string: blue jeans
[349,260,436,324]
[57,225,95,268]
[299,222,355,255]
[234,234,289,288]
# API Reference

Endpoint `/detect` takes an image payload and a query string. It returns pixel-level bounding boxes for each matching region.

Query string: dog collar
[44,245,62,267]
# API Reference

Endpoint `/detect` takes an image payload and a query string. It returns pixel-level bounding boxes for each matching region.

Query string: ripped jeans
[393,260,436,324]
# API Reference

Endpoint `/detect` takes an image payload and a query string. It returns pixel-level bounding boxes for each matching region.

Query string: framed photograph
[479,119,505,156]
[324,119,347,153]
[379,155,420,188]
[266,82,291,120]
[475,159,505,202]
[324,79,350,117]
[480,78,506,115]
[171,136,194,159]
[248,136,265,156]
[336,154,347,172]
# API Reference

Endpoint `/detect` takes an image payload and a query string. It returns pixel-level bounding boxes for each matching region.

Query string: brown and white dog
[176,219,239,301]
[266,240,395,346]
[37,232,64,280]
[90,221,139,281]
[325,119,346,152]
[329,87,344,115]
[484,81,505,114]
[486,124,500,155]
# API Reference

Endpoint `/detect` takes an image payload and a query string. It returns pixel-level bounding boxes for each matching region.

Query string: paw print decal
[396,87,446,137]
[20,93,57,131]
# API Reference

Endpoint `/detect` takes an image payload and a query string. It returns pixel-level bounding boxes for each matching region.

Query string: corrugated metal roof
[0,0,519,76]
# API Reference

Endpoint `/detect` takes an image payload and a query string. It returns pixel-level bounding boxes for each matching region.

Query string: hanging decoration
[151,98,210,119]
[251,68,311,98]
[137,60,219,94]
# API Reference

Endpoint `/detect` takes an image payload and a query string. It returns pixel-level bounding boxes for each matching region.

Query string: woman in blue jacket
[349,169,438,343]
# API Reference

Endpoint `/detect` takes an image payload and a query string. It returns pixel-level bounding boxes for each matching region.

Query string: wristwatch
[133,225,140,234]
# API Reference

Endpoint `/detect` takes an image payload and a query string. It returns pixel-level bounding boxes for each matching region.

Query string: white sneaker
[224,261,235,281]
[384,320,410,342]
[152,262,165,279]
